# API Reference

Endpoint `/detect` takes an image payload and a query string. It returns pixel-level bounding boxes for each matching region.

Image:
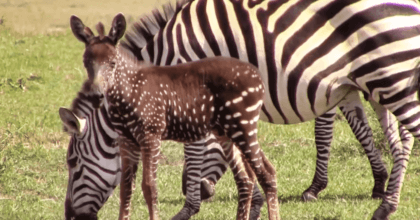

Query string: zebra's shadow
[279,193,374,203]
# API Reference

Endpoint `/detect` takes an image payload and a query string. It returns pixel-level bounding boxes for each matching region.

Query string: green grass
[0,1,420,219]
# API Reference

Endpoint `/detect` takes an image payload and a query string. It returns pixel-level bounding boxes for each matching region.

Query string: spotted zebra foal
[68,13,279,220]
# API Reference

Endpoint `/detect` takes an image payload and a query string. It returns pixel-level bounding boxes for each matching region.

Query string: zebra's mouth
[65,199,98,220]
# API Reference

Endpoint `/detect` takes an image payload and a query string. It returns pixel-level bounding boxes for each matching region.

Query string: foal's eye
[110,61,116,68]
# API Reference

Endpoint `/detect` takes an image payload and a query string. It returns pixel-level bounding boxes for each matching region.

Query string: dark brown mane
[120,0,192,60]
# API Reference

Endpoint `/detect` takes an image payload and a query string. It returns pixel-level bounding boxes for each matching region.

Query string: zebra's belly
[260,79,354,125]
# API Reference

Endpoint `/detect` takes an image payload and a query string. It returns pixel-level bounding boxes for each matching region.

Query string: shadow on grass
[279,193,373,203]
[159,197,187,205]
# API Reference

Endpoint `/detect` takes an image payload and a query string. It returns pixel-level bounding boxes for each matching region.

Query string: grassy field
[0,0,420,219]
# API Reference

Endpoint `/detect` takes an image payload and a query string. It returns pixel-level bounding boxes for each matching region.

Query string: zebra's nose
[64,198,75,220]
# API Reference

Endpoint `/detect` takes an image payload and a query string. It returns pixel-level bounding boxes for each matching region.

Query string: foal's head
[70,13,126,82]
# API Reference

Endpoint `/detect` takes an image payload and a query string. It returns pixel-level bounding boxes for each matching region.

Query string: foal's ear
[108,13,126,45]
[70,15,94,45]
[59,108,87,135]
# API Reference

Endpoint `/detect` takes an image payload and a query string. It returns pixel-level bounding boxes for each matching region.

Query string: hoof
[301,191,318,202]
[249,208,261,220]
[172,208,197,220]
[371,211,390,220]
[371,201,395,220]
[200,179,215,201]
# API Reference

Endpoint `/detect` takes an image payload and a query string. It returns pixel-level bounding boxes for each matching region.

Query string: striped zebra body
[124,0,391,204]
[120,0,420,218]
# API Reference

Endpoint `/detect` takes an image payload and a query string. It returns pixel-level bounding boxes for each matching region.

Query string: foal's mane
[120,0,192,60]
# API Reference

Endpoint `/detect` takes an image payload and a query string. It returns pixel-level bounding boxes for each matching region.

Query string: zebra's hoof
[249,207,262,220]
[301,191,318,202]
[200,179,215,201]
[371,201,395,220]
[371,211,390,220]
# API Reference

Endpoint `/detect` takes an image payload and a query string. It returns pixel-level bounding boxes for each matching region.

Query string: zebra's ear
[108,13,126,45]
[59,108,87,135]
[70,15,94,45]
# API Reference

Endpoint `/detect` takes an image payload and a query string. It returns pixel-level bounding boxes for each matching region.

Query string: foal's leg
[140,136,161,220]
[370,101,415,220]
[118,140,141,220]
[223,119,279,220]
[215,134,256,220]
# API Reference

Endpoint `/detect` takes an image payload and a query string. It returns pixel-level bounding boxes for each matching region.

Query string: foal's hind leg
[370,101,415,220]
[214,134,256,220]
[219,116,278,220]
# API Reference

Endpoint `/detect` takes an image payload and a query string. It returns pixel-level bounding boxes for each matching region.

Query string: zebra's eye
[67,156,78,169]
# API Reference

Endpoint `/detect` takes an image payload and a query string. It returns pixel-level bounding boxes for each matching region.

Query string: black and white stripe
[120,0,420,218]
[60,83,121,219]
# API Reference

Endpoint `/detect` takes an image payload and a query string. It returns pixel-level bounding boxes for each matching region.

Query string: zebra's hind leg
[249,184,264,220]
[182,162,216,201]
[339,92,388,199]
[173,138,206,220]
[181,136,229,201]
[181,135,264,219]
[370,101,415,220]
[302,108,336,202]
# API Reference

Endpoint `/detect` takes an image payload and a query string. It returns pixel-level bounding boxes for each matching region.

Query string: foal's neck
[99,47,148,92]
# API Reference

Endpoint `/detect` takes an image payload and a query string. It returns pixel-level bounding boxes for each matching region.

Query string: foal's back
[110,56,265,143]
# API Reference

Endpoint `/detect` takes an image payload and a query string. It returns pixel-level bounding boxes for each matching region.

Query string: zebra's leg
[370,101,415,220]
[302,108,336,202]
[339,92,388,199]
[181,136,229,200]
[182,159,217,201]
[181,134,264,219]
[172,138,206,220]
[140,137,161,220]
[249,184,264,220]
[118,140,141,220]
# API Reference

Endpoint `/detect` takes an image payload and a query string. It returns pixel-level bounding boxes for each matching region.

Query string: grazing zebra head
[59,81,121,220]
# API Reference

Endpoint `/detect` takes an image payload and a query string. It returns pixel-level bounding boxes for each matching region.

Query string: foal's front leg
[140,136,161,220]
[118,140,141,220]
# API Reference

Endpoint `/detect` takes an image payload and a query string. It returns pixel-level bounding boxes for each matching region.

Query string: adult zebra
[120,0,420,218]
[65,0,420,219]
[122,0,391,203]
